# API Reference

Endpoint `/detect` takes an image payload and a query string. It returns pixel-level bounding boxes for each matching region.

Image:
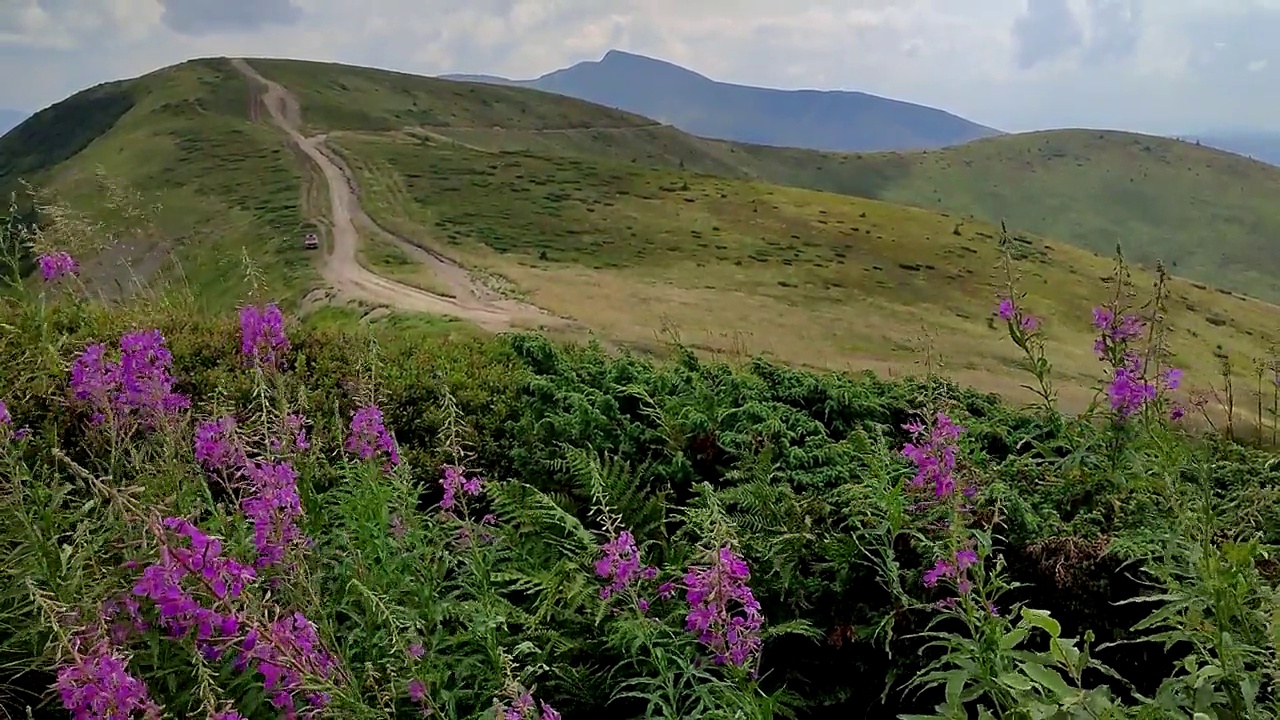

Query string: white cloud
[1,0,1279,134]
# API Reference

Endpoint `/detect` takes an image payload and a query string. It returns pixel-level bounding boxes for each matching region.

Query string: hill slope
[0,61,317,307]
[700,130,1280,303]
[5,56,1280,415]
[441,49,1002,152]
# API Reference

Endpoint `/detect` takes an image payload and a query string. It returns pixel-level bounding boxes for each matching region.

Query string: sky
[0,0,1277,135]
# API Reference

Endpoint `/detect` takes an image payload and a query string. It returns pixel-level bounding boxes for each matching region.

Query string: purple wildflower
[240,460,307,569]
[1170,404,1186,421]
[345,405,400,469]
[239,303,290,368]
[901,412,966,499]
[211,711,246,720]
[684,546,764,668]
[38,251,78,282]
[922,558,954,588]
[56,639,160,720]
[131,518,255,656]
[283,413,309,451]
[439,465,483,510]
[996,296,1040,333]
[922,547,981,597]
[408,678,427,703]
[595,530,656,600]
[408,642,425,659]
[194,416,243,471]
[496,691,558,720]
[240,612,339,718]
[69,330,189,429]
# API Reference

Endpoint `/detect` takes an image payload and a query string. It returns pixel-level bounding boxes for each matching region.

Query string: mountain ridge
[440,49,1002,152]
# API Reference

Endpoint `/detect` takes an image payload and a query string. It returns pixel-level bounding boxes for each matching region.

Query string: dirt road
[229,58,569,332]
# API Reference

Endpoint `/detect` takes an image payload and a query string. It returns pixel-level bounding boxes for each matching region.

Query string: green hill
[712,130,1280,303]
[4,56,1280,416]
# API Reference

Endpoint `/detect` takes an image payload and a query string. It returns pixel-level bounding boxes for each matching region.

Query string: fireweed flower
[239,303,290,368]
[211,710,246,720]
[922,547,983,605]
[56,639,161,720]
[344,405,400,469]
[595,530,657,600]
[132,518,255,658]
[241,460,308,569]
[283,413,309,451]
[496,691,559,720]
[1090,307,1182,418]
[439,464,483,510]
[70,330,189,428]
[194,416,244,471]
[239,612,339,718]
[901,412,967,499]
[995,296,1040,333]
[37,251,78,282]
[684,546,764,668]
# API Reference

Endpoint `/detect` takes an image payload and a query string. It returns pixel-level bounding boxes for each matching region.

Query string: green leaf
[944,671,967,708]
[1020,661,1074,700]
[997,672,1035,692]
[1000,626,1029,651]
[1019,608,1061,638]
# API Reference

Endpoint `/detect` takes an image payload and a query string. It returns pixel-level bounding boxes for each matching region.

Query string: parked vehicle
[303,232,319,250]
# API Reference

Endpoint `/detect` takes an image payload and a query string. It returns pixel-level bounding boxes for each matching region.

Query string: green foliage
[5,243,1280,719]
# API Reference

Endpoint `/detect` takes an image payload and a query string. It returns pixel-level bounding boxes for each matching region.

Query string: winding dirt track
[230,58,569,332]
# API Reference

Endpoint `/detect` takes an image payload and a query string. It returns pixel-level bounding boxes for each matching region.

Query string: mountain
[0,109,27,137]
[3,56,1279,406]
[441,49,1001,152]
[1182,131,1280,167]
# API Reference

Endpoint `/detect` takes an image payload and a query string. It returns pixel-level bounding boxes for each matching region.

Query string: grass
[327,130,1280,423]
[708,130,1280,302]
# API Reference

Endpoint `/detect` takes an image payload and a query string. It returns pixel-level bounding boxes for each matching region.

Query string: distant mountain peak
[444,49,1000,152]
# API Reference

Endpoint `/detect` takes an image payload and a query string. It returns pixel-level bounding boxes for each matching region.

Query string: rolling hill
[4,56,1280,416]
[440,49,1002,152]
[712,130,1280,303]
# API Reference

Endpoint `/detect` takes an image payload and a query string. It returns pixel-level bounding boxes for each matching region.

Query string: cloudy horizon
[1,0,1277,136]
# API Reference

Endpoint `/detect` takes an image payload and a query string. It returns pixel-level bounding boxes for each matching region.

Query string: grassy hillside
[260,63,1280,304]
[8,56,1280,419]
[324,127,1280,416]
[0,59,318,307]
[712,130,1280,303]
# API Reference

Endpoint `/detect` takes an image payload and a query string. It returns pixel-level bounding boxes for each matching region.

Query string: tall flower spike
[239,303,290,368]
[684,546,764,668]
[345,405,401,469]
[900,412,966,499]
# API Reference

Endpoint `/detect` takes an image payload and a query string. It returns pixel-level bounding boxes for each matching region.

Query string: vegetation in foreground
[6,221,1280,720]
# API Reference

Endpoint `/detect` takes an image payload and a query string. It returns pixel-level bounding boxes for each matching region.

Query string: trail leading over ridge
[230,58,569,332]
